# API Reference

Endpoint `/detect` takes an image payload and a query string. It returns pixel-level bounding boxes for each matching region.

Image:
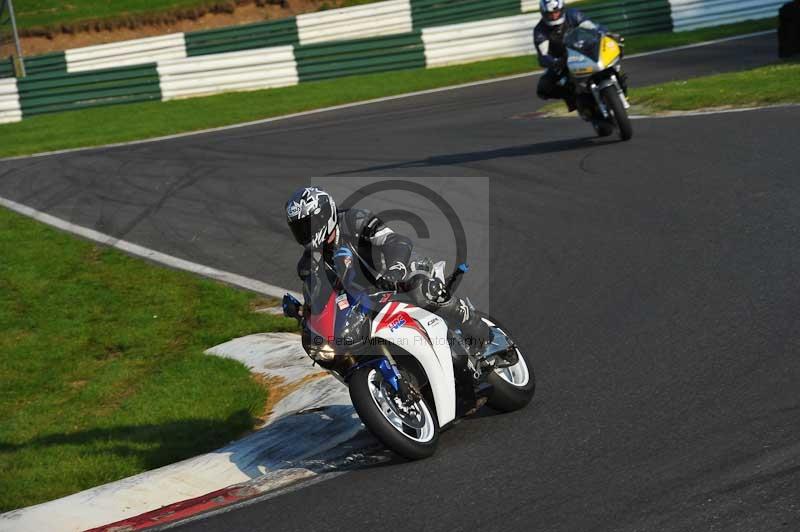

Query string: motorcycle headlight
[309,342,336,362]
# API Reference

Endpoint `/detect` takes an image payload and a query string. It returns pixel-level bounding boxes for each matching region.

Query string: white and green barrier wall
[0,0,782,124]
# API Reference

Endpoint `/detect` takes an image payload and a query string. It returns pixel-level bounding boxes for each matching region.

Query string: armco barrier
[297,0,413,45]
[295,32,425,82]
[583,0,674,35]
[0,0,781,119]
[66,33,187,73]
[0,58,13,78]
[423,13,539,67]
[185,17,299,57]
[0,78,21,123]
[17,64,161,116]
[158,46,298,100]
[22,52,68,76]
[669,0,784,31]
[412,0,523,29]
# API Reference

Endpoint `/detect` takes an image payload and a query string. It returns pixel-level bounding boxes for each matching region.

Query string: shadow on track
[331,136,609,175]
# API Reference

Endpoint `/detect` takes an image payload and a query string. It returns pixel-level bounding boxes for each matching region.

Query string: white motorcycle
[283,261,536,459]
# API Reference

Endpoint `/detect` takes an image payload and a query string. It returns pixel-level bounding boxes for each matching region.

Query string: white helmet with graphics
[540,0,566,26]
[286,187,338,249]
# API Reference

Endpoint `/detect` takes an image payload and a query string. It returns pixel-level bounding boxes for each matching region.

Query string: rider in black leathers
[534,0,623,110]
[285,187,491,359]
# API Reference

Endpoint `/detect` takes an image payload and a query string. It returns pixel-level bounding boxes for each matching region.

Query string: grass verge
[630,61,800,112]
[15,0,384,33]
[0,207,297,512]
[0,19,776,159]
[541,61,800,116]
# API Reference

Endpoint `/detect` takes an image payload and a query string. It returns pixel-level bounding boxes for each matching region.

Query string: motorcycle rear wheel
[481,317,537,412]
[349,367,440,460]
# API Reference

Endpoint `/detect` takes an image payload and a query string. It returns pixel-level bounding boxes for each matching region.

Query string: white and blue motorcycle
[283,261,536,459]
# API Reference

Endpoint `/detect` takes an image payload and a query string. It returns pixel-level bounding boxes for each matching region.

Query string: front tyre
[349,367,439,460]
[601,85,633,141]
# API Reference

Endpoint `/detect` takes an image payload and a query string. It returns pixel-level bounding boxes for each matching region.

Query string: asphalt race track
[2,33,799,531]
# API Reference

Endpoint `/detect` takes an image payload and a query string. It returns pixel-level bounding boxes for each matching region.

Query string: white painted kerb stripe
[0,78,22,124]
[0,195,298,300]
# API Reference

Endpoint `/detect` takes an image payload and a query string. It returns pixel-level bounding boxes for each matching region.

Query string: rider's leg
[433,297,492,354]
[538,68,575,112]
[406,277,492,355]
[536,69,561,100]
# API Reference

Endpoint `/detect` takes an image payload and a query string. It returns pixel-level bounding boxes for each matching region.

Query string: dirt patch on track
[253,371,329,427]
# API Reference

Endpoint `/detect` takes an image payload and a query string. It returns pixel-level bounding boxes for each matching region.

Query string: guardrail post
[4,0,25,77]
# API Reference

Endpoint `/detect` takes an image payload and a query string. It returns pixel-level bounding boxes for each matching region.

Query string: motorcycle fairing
[306,290,338,342]
[372,301,457,426]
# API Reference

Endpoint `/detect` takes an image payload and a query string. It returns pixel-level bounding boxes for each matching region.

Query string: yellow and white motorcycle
[562,26,632,141]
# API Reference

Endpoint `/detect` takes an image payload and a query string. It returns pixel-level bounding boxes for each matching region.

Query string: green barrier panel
[582,0,673,35]
[411,0,522,29]
[185,17,299,56]
[296,32,426,82]
[18,64,161,117]
[0,58,13,78]
[23,51,68,76]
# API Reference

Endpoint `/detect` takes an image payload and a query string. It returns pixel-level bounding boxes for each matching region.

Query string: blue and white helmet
[286,187,338,249]
[540,0,566,26]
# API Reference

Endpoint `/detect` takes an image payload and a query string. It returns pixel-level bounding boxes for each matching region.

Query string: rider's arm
[534,25,558,69]
[297,249,313,281]
[360,213,413,279]
[569,8,607,32]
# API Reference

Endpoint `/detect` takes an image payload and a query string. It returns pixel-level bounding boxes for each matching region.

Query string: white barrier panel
[669,0,783,32]
[0,78,21,124]
[157,46,298,101]
[67,33,187,73]
[297,0,413,45]
[422,14,540,68]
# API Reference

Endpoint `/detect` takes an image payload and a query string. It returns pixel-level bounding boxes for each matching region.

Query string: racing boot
[564,93,578,113]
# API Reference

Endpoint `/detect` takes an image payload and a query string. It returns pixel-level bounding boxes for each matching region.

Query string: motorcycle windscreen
[564,28,600,61]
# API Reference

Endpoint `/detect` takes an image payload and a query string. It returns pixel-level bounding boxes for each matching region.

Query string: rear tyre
[602,86,633,141]
[349,367,439,460]
[487,347,536,412]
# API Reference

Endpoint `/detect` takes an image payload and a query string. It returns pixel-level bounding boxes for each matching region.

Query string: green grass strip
[0,207,297,511]
[633,61,800,112]
[0,19,776,159]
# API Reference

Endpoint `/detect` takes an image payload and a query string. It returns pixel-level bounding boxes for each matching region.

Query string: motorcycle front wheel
[601,85,633,141]
[349,367,439,460]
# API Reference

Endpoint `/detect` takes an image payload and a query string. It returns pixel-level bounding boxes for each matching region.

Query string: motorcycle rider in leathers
[535,0,625,110]
[284,187,491,366]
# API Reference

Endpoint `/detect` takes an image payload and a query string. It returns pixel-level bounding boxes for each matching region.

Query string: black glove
[282,293,302,320]
[375,274,399,292]
[375,262,408,291]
